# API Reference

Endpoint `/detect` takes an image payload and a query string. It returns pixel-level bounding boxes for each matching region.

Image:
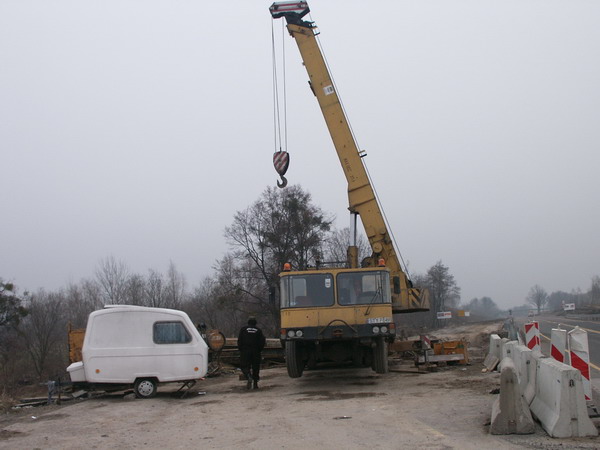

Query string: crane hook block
[273,151,290,189]
[277,175,288,189]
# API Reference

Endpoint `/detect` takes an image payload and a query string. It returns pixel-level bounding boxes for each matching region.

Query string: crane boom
[270,1,429,313]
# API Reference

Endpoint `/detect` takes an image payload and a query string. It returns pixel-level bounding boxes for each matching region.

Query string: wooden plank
[483,354,500,371]
[224,338,281,349]
[417,354,464,363]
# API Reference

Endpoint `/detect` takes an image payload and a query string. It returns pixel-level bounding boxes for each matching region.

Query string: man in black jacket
[237,316,266,390]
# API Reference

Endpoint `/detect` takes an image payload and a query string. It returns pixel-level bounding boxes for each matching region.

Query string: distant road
[520,313,600,378]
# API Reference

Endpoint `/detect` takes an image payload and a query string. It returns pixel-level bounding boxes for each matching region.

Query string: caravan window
[153,321,192,344]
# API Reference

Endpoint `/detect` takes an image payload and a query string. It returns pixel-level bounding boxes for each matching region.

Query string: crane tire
[372,336,389,374]
[285,340,304,378]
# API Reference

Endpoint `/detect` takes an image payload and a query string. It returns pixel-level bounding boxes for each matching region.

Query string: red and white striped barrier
[420,334,431,350]
[568,326,592,401]
[524,321,540,352]
[550,327,568,364]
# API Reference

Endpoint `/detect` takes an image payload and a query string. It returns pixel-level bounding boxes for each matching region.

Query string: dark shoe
[253,381,259,389]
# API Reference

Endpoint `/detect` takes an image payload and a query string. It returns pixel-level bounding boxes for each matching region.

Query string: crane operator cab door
[280,272,334,335]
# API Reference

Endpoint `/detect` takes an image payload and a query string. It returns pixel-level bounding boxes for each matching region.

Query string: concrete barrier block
[511,344,537,405]
[490,357,535,435]
[489,334,502,361]
[499,340,518,370]
[495,337,510,370]
[530,358,598,438]
[502,340,518,360]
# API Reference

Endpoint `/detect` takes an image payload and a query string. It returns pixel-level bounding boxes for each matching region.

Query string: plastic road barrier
[524,321,540,352]
[568,326,592,401]
[550,327,567,364]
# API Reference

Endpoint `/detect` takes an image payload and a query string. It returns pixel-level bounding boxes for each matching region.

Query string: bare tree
[20,290,66,380]
[186,276,246,337]
[146,269,166,307]
[126,274,146,306]
[0,281,29,389]
[62,278,106,328]
[323,227,370,266]
[226,185,331,277]
[427,261,461,311]
[0,325,27,390]
[81,279,104,310]
[187,277,219,329]
[95,256,130,305]
[410,261,460,328]
[527,284,548,314]
[223,185,332,329]
[208,255,273,333]
[164,261,186,309]
[0,281,28,327]
[64,282,94,328]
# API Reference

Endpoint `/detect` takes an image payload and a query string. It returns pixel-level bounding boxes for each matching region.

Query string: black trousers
[240,350,262,381]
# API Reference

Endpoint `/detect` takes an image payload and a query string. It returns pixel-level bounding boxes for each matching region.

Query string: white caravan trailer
[67,305,208,398]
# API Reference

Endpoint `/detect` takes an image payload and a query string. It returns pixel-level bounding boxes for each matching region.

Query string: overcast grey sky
[1,1,599,308]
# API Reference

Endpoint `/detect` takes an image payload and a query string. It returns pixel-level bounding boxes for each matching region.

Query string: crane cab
[279,267,395,377]
[280,267,391,309]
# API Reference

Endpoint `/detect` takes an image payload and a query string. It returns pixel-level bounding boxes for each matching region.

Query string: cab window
[280,273,334,308]
[337,271,391,306]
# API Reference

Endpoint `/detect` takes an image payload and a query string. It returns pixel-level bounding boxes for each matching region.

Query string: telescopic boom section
[270,2,429,313]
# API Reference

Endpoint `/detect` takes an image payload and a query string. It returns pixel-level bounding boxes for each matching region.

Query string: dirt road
[2,360,599,449]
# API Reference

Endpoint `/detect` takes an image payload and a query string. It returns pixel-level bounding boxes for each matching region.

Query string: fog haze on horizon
[1,1,599,309]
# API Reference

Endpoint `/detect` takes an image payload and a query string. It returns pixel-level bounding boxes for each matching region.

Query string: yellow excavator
[270,1,429,377]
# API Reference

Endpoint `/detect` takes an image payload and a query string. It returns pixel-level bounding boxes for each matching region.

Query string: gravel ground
[1,360,599,449]
[2,320,599,449]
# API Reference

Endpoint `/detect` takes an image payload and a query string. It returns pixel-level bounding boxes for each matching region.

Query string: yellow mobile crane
[270,1,429,377]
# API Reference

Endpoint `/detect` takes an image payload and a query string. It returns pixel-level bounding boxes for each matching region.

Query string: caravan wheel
[134,378,157,399]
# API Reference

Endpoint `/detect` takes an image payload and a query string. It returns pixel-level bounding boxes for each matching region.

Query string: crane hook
[273,151,290,189]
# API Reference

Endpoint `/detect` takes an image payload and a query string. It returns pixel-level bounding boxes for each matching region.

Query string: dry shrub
[0,390,16,413]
